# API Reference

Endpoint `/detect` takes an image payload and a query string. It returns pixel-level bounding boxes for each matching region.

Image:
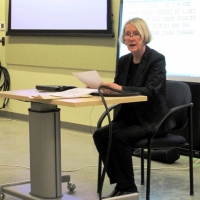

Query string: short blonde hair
[120,18,152,44]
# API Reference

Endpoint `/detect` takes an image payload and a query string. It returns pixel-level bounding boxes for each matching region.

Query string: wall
[0,0,5,65]
[0,0,6,109]
[0,0,121,131]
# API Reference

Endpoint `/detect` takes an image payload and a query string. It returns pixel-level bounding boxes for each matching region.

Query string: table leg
[29,102,62,198]
[0,102,81,200]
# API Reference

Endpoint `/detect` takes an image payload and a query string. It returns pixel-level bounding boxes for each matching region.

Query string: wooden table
[0,89,147,200]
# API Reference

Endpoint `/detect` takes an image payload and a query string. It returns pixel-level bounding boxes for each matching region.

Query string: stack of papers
[32,70,103,100]
[31,88,98,99]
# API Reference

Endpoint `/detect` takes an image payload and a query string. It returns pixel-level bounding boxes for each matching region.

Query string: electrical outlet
[0,21,5,31]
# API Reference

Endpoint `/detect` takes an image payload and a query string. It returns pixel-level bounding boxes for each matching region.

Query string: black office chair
[96,81,194,200]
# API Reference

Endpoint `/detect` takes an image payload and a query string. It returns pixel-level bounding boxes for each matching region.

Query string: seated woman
[93,17,176,199]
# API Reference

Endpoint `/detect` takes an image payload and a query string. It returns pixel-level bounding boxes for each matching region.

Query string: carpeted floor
[0,119,200,200]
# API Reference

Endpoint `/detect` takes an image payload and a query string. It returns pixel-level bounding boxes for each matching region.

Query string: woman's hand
[100,83,122,94]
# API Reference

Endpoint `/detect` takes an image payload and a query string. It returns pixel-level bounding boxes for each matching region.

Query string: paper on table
[50,88,98,98]
[72,70,103,89]
[29,94,61,100]
[30,88,98,99]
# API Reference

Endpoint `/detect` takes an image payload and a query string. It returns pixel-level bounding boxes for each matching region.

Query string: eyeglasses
[124,32,141,39]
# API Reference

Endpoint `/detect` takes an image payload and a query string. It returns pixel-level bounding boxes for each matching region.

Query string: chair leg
[146,146,152,200]
[189,149,194,195]
[189,107,194,195]
[140,149,145,185]
[97,155,102,193]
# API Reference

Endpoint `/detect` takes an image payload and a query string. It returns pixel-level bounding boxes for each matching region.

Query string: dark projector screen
[118,0,200,82]
[7,0,114,37]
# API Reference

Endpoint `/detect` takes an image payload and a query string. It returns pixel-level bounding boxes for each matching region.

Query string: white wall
[0,0,120,129]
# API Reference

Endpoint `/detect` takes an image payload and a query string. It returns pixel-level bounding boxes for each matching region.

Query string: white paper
[30,88,98,99]
[50,88,98,98]
[72,70,103,89]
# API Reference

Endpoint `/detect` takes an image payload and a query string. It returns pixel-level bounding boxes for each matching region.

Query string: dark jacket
[113,45,176,136]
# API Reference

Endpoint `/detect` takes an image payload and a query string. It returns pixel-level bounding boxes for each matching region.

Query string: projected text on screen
[119,0,200,81]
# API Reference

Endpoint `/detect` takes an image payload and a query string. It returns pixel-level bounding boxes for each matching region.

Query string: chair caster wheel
[67,182,76,191]
[0,192,5,200]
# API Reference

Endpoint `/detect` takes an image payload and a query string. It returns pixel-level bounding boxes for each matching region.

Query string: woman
[93,18,176,198]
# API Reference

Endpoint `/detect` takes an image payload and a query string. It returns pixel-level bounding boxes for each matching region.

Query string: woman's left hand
[100,83,122,94]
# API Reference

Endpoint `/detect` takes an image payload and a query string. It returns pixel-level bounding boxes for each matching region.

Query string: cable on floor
[1,159,200,172]
[89,106,95,134]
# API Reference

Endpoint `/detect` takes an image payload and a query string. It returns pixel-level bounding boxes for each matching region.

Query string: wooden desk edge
[0,90,147,107]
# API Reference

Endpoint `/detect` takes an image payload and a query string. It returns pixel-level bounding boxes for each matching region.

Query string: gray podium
[0,102,80,200]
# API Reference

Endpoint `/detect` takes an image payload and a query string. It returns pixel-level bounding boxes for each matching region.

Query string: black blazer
[113,46,176,136]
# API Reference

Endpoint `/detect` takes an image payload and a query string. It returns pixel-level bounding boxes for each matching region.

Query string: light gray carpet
[0,119,200,200]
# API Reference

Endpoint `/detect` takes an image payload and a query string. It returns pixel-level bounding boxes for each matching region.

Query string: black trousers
[93,120,147,190]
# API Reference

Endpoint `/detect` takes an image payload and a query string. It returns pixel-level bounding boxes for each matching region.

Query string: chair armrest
[152,103,193,138]
[97,104,119,129]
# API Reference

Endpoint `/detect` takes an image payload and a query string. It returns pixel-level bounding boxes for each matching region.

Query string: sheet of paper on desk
[50,88,98,98]
[29,94,61,100]
[30,88,98,99]
[72,70,103,89]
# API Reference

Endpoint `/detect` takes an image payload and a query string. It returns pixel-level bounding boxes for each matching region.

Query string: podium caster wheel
[67,182,76,191]
[0,192,5,200]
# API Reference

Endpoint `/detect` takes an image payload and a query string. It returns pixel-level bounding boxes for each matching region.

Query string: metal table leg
[0,102,81,200]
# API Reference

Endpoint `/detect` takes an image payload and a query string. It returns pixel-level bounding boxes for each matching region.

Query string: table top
[0,89,147,107]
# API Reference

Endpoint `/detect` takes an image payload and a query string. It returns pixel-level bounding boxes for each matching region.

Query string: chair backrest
[166,80,191,130]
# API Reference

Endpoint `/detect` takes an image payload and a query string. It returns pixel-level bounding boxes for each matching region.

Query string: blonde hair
[120,18,152,44]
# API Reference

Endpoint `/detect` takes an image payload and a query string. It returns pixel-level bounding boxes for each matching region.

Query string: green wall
[0,0,121,130]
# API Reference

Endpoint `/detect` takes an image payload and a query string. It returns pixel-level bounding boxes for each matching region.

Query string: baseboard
[0,110,97,134]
